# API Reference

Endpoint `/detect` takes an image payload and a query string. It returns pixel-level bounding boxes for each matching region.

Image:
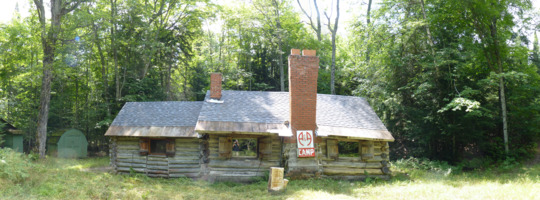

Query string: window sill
[148,154,167,157]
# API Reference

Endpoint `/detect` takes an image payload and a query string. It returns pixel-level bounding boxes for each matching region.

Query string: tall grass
[0,151,539,200]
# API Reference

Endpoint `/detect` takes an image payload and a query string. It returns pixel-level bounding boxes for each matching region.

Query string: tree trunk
[273,0,285,91]
[330,33,336,94]
[420,0,435,56]
[37,60,53,158]
[325,0,339,94]
[278,41,284,91]
[34,0,83,158]
[366,0,372,63]
[93,22,110,116]
[490,20,509,154]
[111,0,120,101]
[313,0,321,41]
[166,64,172,100]
[420,0,438,76]
[499,75,508,153]
[297,0,322,41]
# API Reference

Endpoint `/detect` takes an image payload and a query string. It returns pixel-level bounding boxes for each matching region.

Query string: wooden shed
[105,49,394,182]
[57,129,88,158]
[0,119,23,153]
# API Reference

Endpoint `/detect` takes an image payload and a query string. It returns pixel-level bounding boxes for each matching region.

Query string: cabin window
[338,141,359,157]
[232,138,257,158]
[140,138,175,156]
[150,139,167,154]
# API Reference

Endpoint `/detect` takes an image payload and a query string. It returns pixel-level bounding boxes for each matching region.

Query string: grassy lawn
[1,153,539,199]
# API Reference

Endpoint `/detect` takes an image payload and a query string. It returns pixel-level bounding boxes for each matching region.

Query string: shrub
[392,157,459,176]
[0,148,32,183]
[458,157,493,170]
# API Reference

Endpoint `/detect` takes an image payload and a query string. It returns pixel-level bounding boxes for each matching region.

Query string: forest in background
[0,0,539,165]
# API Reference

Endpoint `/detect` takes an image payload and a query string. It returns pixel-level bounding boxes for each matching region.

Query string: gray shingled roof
[111,101,203,127]
[106,91,391,140]
[316,94,387,130]
[197,91,289,124]
[198,90,388,131]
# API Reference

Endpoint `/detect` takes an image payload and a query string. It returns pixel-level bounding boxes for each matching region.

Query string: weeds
[0,148,33,183]
[0,155,539,199]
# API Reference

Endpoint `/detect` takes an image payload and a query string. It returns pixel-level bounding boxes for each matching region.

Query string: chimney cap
[291,49,301,55]
[302,49,316,56]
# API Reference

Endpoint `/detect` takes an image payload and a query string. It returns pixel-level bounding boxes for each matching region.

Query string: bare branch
[297,0,317,31]
[324,0,339,33]
[324,11,332,32]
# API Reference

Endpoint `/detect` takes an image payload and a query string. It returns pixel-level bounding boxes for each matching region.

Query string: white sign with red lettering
[297,130,315,157]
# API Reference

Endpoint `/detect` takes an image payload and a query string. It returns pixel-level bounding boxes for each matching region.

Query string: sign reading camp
[297,130,315,157]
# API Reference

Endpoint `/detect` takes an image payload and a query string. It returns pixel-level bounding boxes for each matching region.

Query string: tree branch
[61,0,87,16]
[297,0,317,31]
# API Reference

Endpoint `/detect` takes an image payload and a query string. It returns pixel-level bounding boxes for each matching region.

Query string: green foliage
[392,157,458,177]
[347,0,540,163]
[0,148,33,183]
[338,141,359,157]
[532,32,540,74]
[500,157,521,171]
[0,0,538,164]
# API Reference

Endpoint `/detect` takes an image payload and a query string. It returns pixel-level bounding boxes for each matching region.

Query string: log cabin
[105,49,394,182]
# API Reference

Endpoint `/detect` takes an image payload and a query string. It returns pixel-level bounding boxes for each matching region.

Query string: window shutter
[380,141,388,152]
[166,139,176,157]
[218,136,232,159]
[139,138,149,156]
[258,137,273,160]
[361,141,374,161]
[327,139,338,160]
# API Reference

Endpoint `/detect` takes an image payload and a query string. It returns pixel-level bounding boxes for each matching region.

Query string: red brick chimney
[210,73,222,99]
[285,49,319,143]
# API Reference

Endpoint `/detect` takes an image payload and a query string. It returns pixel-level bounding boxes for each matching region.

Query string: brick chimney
[210,73,222,99]
[285,49,319,143]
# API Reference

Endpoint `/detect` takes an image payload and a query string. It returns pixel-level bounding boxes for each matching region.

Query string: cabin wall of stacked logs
[108,136,390,179]
[202,134,281,181]
[110,137,201,178]
[322,138,391,177]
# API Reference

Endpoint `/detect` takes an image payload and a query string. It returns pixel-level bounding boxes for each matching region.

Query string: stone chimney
[285,49,319,143]
[210,73,222,99]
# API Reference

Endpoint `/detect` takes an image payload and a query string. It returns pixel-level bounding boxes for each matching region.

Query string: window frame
[337,140,360,158]
[139,138,175,156]
[231,137,259,159]
[148,139,168,155]
[327,138,374,161]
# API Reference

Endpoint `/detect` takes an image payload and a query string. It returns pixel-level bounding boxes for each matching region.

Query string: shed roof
[0,118,21,134]
[105,101,203,137]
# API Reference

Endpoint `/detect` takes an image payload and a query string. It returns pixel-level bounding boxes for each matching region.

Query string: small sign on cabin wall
[297,130,315,157]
